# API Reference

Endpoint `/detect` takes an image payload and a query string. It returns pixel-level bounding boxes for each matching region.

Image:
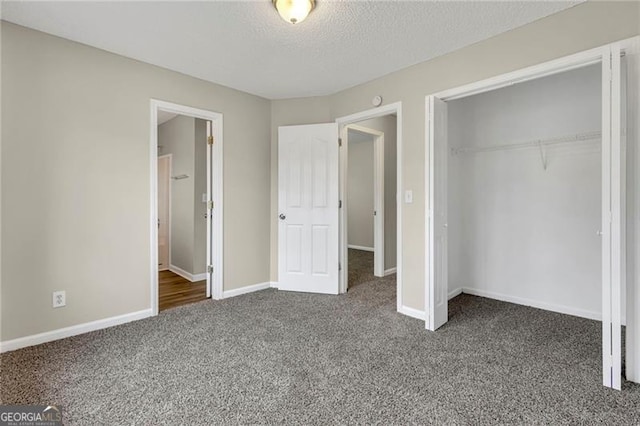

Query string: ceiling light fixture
[273,0,315,25]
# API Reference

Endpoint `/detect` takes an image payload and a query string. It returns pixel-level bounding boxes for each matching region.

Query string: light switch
[404,190,413,204]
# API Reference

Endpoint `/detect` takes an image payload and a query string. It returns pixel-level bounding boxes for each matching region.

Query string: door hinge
[207,265,213,274]
[339,200,342,208]
[208,135,214,145]
[208,200,214,210]
[339,138,342,147]
[339,262,342,271]
[373,210,377,216]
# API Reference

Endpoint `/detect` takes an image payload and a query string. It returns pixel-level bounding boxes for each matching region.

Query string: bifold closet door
[624,37,640,386]
[427,96,449,331]
[602,44,624,390]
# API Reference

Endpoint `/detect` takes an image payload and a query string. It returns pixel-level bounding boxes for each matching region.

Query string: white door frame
[345,124,385,278]
[150,99,224,315]
[336,102,402,312]
[424,37,639,389]
[157,153,172,271]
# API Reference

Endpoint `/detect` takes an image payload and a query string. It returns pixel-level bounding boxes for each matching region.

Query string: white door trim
[345,123,385,278]
[336,102,402,313]
[150,99,224,315]
[424,36,639,389]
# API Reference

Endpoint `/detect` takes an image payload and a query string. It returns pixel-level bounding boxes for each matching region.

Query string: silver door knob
[279,214,286,220]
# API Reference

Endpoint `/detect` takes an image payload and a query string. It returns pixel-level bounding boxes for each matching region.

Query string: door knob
[279,214,286,220]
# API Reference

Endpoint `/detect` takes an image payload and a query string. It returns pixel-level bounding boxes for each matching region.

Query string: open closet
[425,38,640,390]
[447,64,604,322]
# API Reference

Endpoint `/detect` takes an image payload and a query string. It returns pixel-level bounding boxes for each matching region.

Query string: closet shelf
[450,130,601,156]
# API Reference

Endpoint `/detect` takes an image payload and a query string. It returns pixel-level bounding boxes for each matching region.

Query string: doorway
[425,39,639,390]
[150,100,224,314]
[346,125,384,281]
[275,102,403,311]
[344,118,397,293]
[337,103,403,311]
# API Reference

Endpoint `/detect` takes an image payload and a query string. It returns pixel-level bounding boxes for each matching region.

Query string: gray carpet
[348,248,378,290]
[2,251,640,424]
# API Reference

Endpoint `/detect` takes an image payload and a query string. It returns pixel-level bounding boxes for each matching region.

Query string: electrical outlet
[52,291,66,308]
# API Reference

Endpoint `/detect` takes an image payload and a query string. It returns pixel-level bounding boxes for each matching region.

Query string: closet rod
[451,130,601,156]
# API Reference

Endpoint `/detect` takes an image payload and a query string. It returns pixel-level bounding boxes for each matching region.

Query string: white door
[427,96,449,331]
[157,155,171,271]
[602,44,624,390]
[278,123,340,294]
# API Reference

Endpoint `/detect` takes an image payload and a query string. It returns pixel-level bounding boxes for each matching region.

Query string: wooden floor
[159,270,208,312]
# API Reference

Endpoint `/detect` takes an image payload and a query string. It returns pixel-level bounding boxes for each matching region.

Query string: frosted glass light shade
[273,0,315,24]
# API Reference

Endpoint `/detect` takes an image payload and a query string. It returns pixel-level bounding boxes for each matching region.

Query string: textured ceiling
[1,1,580,99]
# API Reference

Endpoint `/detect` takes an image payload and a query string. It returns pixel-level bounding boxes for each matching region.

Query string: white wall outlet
[404,190,413,204]
[52,291,66,308]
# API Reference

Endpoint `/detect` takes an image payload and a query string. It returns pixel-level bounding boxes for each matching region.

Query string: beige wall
[1,1,639,343]
[347,131,375,249]
[269,1,640,310]
[1,22,271,341]
[158,115,196,274]
[157,115,207,276]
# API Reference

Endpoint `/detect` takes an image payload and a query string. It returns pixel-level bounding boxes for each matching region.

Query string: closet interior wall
[447,64,613,320]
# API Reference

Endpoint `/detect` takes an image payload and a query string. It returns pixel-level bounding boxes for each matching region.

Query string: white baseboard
[169,265,206,282]
[397,289,463,322]
[223,281,271,299]
[397,287,611,326]
[398,305,425,320]
[384,267,397,276]
[348,245,374,252]
[461,287,602,322]
[270,282,279,289]
[0,309,153,353]
[448,288,463,299]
